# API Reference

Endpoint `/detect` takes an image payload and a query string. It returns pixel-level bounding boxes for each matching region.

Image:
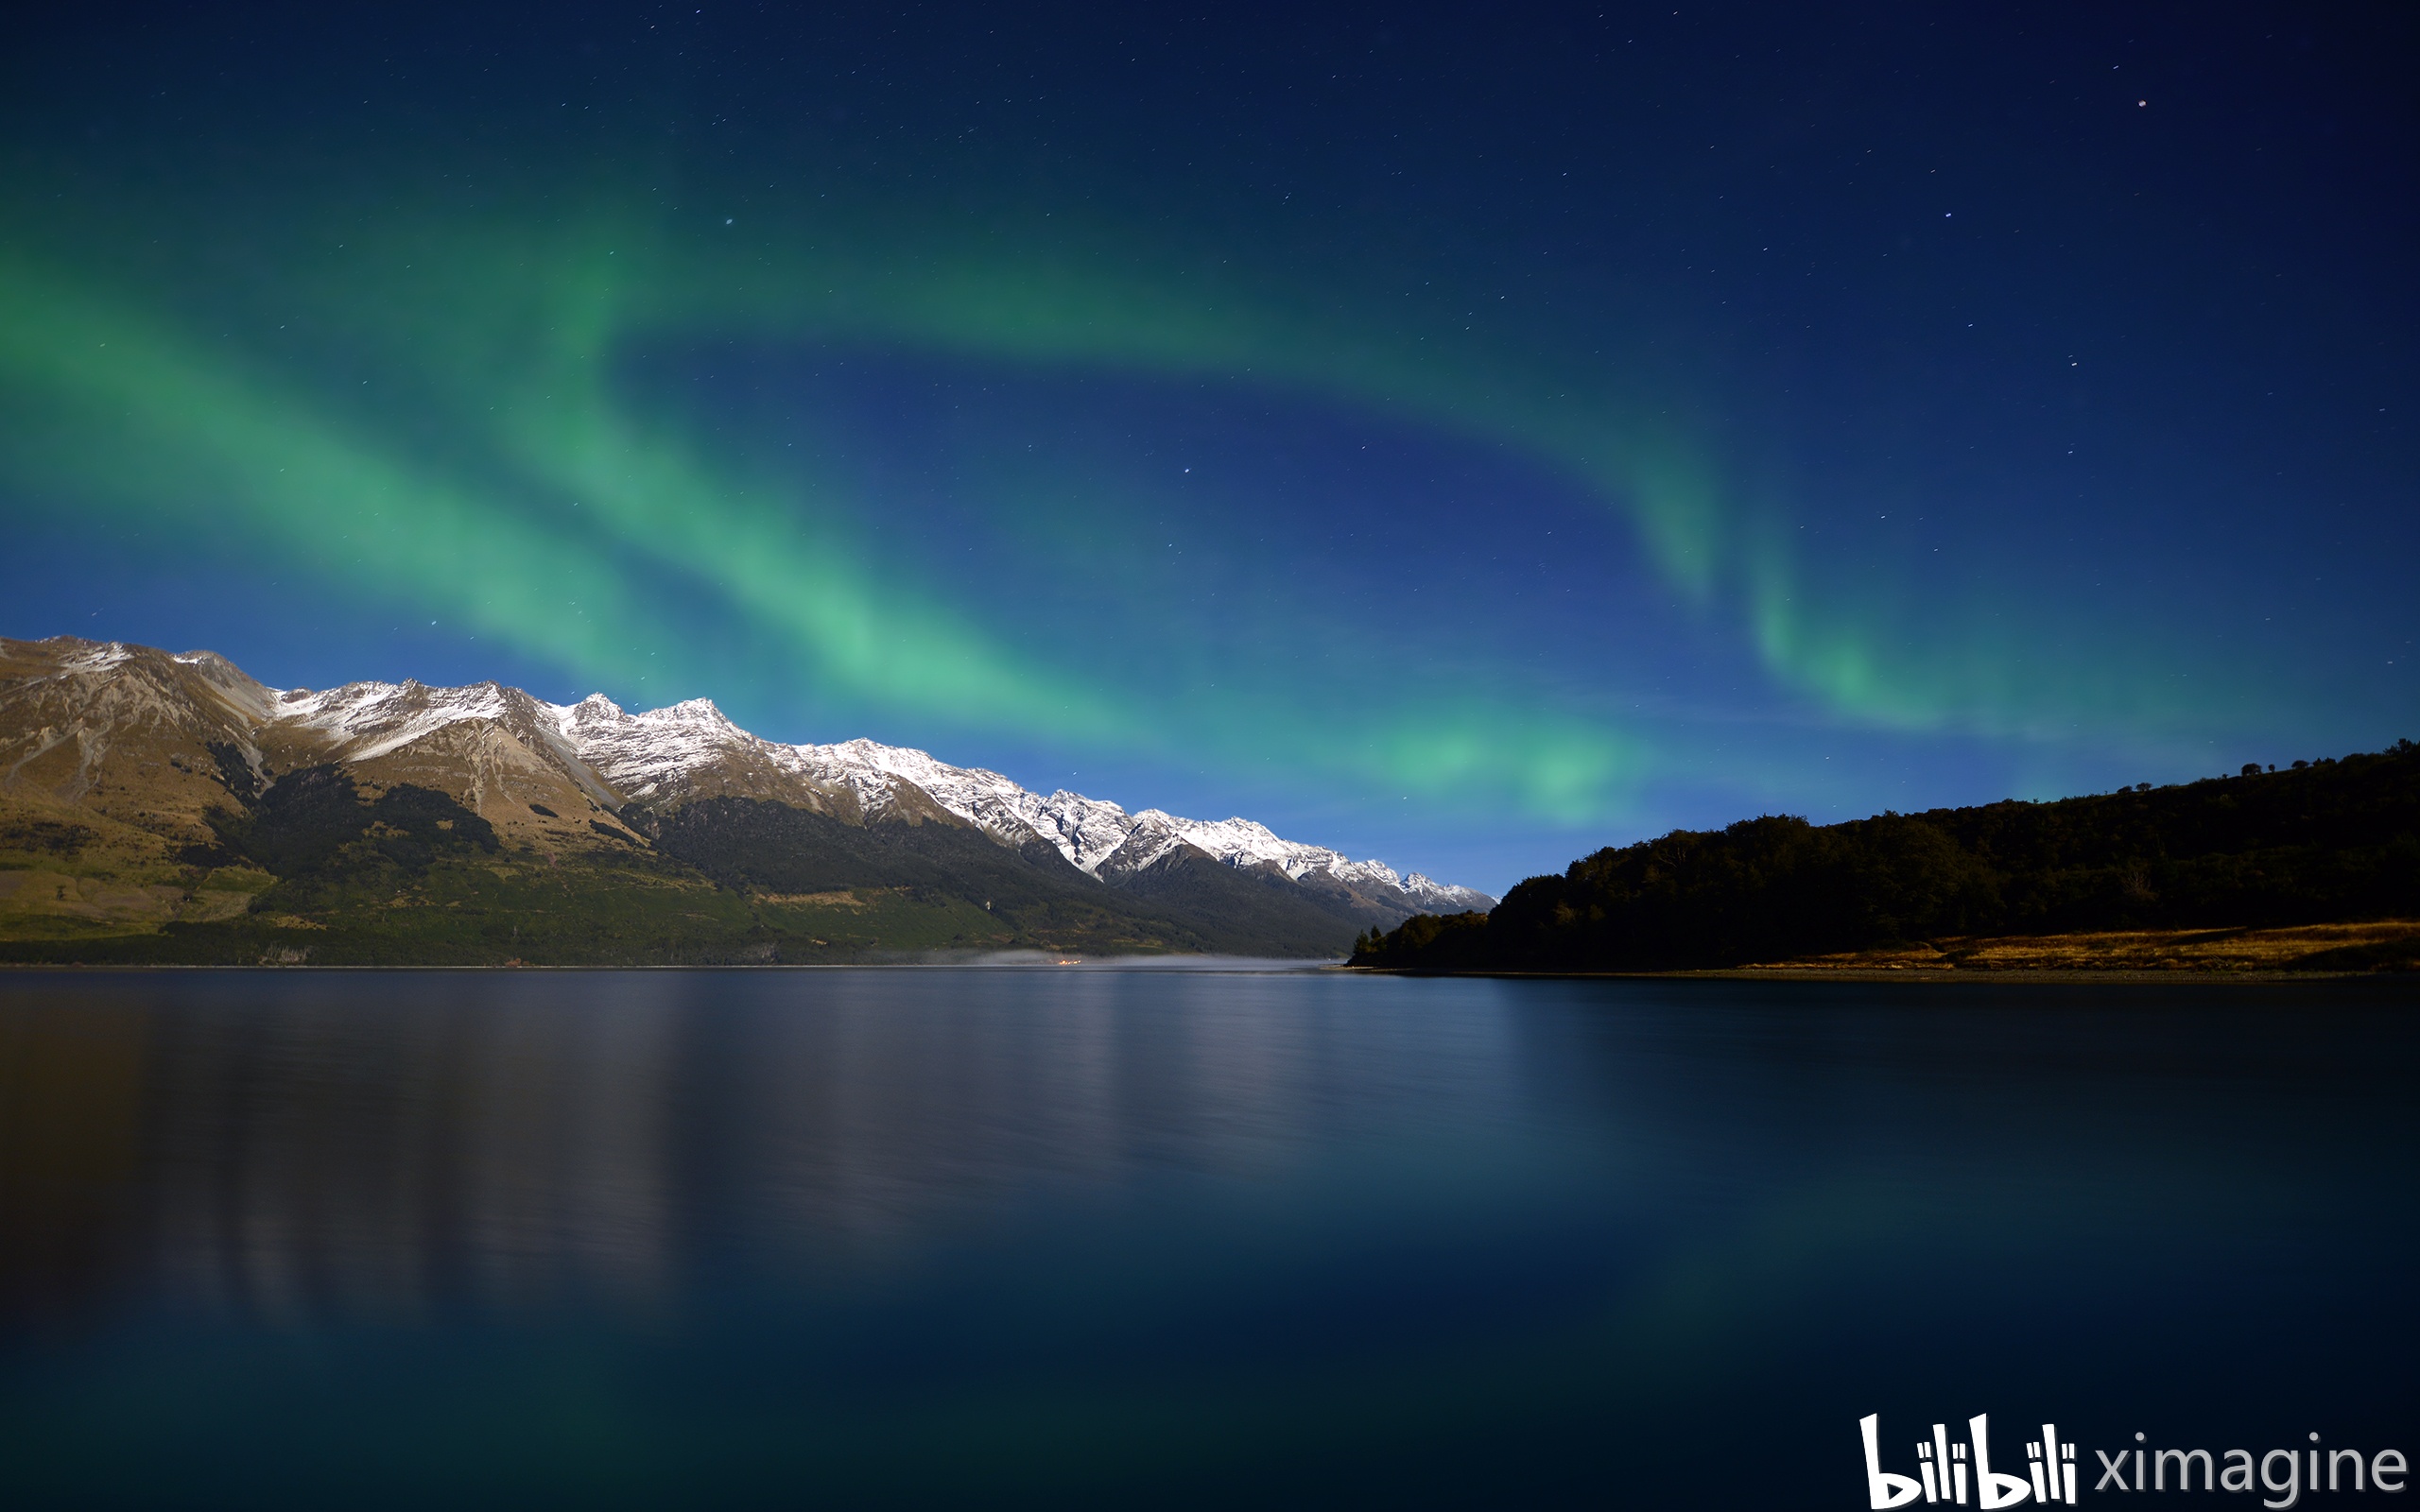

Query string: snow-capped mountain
[1,638,1495,929]
[468,687,1495,916]
[769,734,1493,913]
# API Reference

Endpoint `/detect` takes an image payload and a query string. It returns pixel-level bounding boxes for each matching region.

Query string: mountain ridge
[0,635,1492,963]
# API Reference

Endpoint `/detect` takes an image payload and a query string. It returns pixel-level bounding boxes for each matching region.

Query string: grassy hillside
[0,767,1254,965]
[1355,742,2420,974]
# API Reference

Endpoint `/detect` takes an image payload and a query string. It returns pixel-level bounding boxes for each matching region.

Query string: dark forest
[1353,743,2420,972]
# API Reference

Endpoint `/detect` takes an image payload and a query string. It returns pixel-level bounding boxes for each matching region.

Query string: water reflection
[0,970,1544,1332]
[147,986,682,1323]
[0,997,147,1323]
[0,971,2411,1510]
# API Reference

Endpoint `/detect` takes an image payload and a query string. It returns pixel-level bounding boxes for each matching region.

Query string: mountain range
[0,636,1491,963]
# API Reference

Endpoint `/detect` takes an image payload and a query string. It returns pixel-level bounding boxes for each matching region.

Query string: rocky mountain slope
[0,636,1491,963]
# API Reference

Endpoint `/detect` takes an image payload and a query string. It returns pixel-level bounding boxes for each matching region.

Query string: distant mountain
[0,636,1490,964]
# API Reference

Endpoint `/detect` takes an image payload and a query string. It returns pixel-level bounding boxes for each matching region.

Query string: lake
[1,967,2412,1508]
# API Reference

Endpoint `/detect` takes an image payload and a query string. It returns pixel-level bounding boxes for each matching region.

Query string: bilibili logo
[1862,1415,2075,1507]
[1858,1416,2411,1507]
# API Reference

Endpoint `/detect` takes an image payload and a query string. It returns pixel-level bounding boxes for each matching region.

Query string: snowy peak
[1026,789,1144,876]
[537,689,854,815]
[0,636,1495,919]
[1401,872,1496,914]
[275,678,536,764]
[750,739,1495,914]
[534,706,1494,913]
[779,737,1038,835]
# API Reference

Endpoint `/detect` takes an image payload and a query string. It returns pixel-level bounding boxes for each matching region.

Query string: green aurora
[0,197,2247,769]
[0,9,2409,886]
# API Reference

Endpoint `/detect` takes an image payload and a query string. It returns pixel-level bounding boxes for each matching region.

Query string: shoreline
[1350,919,2420,981]
[0,959,2407,983]
[1343,965,2414,984]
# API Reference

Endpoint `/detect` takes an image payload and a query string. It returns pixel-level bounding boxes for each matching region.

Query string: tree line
[1351,741,2420,971]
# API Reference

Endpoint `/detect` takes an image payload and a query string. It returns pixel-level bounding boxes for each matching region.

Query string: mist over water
[1,970,2412,1508]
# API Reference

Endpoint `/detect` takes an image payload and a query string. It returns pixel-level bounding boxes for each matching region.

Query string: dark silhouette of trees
[1356,741,2420,971]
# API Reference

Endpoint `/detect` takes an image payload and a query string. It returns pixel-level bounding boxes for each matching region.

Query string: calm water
[0,968,2412,1509]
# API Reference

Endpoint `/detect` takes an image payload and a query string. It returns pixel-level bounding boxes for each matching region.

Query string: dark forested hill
[1354,743,2420,972]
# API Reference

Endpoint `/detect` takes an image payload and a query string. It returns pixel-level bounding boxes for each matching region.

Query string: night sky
[2,3,2411,892]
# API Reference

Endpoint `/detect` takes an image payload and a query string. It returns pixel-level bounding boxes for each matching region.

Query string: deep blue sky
[1,2,2411,892]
